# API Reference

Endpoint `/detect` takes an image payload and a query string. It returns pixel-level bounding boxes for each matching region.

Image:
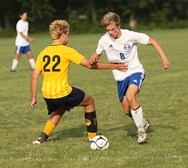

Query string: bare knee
[27,52,34,59]
[80,94,95,111]
[121,97,132,117]
[88,96,94,105]
[126,95,134,104]
[86,96,95,110]
[49,108,65,125]
[126,94,139,109]
[15,54,21,60]
[84,95,94,106]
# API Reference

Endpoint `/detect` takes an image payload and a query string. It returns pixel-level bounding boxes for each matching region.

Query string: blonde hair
[49,20,69,40]
[100,12,121,27]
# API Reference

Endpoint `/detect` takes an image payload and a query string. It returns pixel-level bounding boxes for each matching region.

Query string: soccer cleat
[88,138,93,143]
[137,131,147,144]
[33,137,46,144]
[144,119,151,131]
[10,70,16,72]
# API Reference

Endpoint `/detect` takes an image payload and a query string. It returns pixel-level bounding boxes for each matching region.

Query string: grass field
[0,29,188,168]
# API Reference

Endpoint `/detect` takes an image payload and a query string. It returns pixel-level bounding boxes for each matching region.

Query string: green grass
[1,29,188,168]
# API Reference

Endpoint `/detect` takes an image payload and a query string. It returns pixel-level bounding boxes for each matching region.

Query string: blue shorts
[44,87,85,115]
[16,45,31,54]
[117,72,145,102]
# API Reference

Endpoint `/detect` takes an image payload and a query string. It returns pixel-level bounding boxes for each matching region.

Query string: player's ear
[60,32,65,38]
[64,31,69,36]
[61,31,68,37]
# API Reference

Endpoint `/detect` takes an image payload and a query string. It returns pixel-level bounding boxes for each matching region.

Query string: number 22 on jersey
[43,55,61,72]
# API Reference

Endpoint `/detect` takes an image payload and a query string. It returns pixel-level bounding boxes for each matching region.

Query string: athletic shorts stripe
[15,45,31,54]
[117,72,145,102]
[44,87,85,115]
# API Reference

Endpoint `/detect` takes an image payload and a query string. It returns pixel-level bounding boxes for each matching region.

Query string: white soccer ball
[90,135,109,150]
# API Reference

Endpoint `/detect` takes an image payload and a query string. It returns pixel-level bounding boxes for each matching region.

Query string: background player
[10,10,35,72]
[30,19,127,144]
[90,12,170,144]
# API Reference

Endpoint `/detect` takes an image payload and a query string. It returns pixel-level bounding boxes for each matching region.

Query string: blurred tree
[0,0,188,33]
[17,0,54,21]
[0,0,54,29]
[0,0,20,29]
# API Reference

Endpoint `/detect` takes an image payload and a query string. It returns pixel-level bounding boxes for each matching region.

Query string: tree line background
[0,0,188,36]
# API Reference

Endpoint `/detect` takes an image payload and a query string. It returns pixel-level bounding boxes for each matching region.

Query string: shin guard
[85,111,97,139]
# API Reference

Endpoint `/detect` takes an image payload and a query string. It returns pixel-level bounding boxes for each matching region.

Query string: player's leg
[126,84,147,143]
[10,52,21,72]
[79,93,97,141]
[121,96,132,118]
[33,107,66,144]
[27,51,35,70]
[126,84,143,127]
[42,107,66,139]
[121,93,150,128]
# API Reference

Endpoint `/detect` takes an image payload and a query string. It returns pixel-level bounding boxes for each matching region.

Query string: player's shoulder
[121,29,143,39]
[46,44,78,54]
[17,19,27,24]
[59,45,77,53]
[121,29,134,35]
[17,19,28,27]
[16,19,22,25]
[99,32,111,41]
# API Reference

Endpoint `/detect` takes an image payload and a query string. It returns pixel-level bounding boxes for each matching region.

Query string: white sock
[11,59,19,71]
[131,106,145,132]
[29,58,35,70]
[143,118,146,126]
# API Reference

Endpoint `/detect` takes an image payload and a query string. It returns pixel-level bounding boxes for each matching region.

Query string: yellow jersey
[35,44,84,98]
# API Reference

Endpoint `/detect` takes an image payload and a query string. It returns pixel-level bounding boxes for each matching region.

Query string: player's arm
[30,69,41,109]
[80,58,128,71]
[147,38,170,69]
[20,32,34,42]
[90,53,101,64]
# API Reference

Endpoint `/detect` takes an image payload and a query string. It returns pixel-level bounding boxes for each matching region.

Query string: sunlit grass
[0,29,188,168]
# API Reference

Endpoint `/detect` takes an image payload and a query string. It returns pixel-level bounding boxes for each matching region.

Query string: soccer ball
[90,135,109,150]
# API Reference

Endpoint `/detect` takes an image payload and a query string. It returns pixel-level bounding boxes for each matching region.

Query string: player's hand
[90,54,100,64]
[90,57,98,64]
[30,98,37,109]
[28,37,34,43]
[115,63,128,72]
[163,60,170,69]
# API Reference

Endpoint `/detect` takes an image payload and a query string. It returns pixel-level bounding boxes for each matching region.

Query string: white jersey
[15,19,30,46]
[96,29,149,81]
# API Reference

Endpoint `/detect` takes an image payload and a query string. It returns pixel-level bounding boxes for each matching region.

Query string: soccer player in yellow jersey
[30,20,128,144]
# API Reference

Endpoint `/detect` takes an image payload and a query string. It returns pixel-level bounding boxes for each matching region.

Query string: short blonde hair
[49,20,69,40]
[100,12,121,27]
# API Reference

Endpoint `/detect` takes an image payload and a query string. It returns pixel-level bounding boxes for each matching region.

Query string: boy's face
[106,22,121,39]
[20,13,27,21]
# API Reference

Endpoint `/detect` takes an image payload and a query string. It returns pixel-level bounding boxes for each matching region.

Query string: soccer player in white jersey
[90,12,170,144]
[10,10,35,72]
